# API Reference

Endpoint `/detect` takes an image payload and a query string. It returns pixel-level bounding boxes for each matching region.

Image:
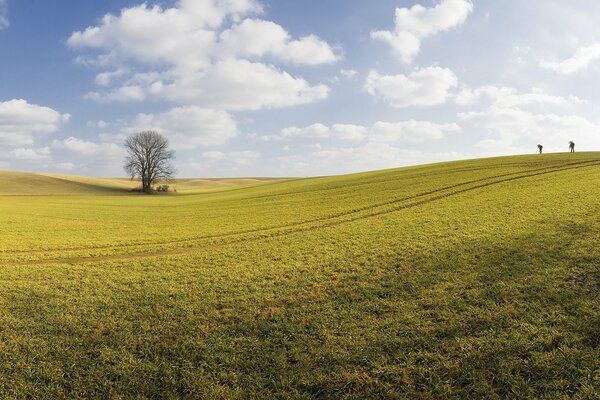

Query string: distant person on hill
[537,144,543,154]
[569,141,575,153]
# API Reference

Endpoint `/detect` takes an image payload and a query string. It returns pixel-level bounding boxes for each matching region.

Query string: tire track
[2,159,596,258]
[7,160,600,266]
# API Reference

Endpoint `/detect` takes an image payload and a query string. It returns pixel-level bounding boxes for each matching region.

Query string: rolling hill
[0,170,281,195]
[0,152,598,398]
[0,170,131,195]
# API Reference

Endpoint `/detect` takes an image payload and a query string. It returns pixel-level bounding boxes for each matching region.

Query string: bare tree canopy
[124,131,176,193]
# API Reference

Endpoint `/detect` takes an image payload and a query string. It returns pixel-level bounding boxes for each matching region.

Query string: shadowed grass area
[0,170,133,195]
[0,153,598,398]
[0,170,284,195]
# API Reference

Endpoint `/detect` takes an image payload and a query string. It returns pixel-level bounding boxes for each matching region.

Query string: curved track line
[7,160,599,266]
[2,159,597,258]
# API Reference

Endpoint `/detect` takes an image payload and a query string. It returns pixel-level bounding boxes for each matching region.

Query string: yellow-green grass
[0,170,281,195]
[0,153,599,398]
[0,170,131,195]
[170,177,287,193]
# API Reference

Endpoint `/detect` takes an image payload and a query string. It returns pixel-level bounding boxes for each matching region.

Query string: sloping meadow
[0,153,599,398]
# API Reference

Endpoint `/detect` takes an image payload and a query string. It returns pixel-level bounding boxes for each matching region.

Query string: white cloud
[86,120,109,129]
[330,124,369,141]
[459,106,600,149]
[85,85,146,103]
[456,82,596,152]
[7,147,51,161]
[19,136,126,175]
[202,150,260,165]
[0,99,70,146]
[218,19,338,65]
[281,123,330,139]
[370,121,460,142]
[126,106,237,150]
[371,0,473,63]
[189,149,262,175]
[539,44,600,75]
[202,151,226,161]
[277,142,474,176]
[69,1,334,110]
[340,69,358,79]
[277,120,458,142]
[247,133,286,142]
[52,137,101,156]
[95,69,126,86]
[160,59,329,111]
[178,0,264,29]
[0,0,8,30]
[454,86,583,108]
[8,139,125,176]
[513,45,531,55]
[49,137,125,173]
[366,67,458,108]
[69,3,333,70]
[54,162,76,171]
[68,3,224,70]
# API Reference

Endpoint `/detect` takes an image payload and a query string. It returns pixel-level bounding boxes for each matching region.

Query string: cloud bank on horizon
[1,0,600,177]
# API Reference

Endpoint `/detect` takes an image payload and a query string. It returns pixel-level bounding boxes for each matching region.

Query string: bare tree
[124,131,176,193]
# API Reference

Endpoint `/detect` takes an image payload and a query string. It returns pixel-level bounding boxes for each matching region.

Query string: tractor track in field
[1,160,593,257]
[4,160,600,266]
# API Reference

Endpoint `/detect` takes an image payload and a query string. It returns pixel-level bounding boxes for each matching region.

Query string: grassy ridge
[0,170,130,195]
[0,153,599,398]
[0,170,281,195]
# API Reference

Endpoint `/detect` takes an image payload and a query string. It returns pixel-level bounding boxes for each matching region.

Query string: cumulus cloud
[85,85,147,103]
[218,19,338,65]
[340,69,358,79]
[539,44,600,75]
[125,106,237,150]
[185,149,262,175]
[7,147,51,161]
[277,142,475,176]
[454,83,594,151]
[0,0,8,30]
[202,150,260,165]
[69,2,240,69]
[366,67,458,108]
[330,124,369,141]
[277,120,459,142]
[281,123,331,139]
[160,59,329,111]
[454,86,583,108]
[50,137,125,168]
[371,0,473,63]
[86,120,109,129]
[459,106,600,149]
[369,121,460,142]
[69,0,334,111]
[95,69,126,87]
[52,137,103,156]
[0,134,126,176]
[0,99,70,146]
[54,162,77,171]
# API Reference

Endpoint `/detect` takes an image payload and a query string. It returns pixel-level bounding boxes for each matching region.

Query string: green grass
[0,170,131,195]
[0,170,281,195]
[0,153,599,398]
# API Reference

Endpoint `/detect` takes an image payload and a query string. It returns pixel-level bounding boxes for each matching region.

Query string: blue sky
[1,0,600,177]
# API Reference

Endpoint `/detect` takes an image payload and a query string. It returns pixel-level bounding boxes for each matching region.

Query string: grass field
[0,153,599,398]
[0,170,281,195]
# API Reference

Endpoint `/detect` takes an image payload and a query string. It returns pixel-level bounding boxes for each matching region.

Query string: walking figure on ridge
[569,141,575,153]
[537,144,543,154]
